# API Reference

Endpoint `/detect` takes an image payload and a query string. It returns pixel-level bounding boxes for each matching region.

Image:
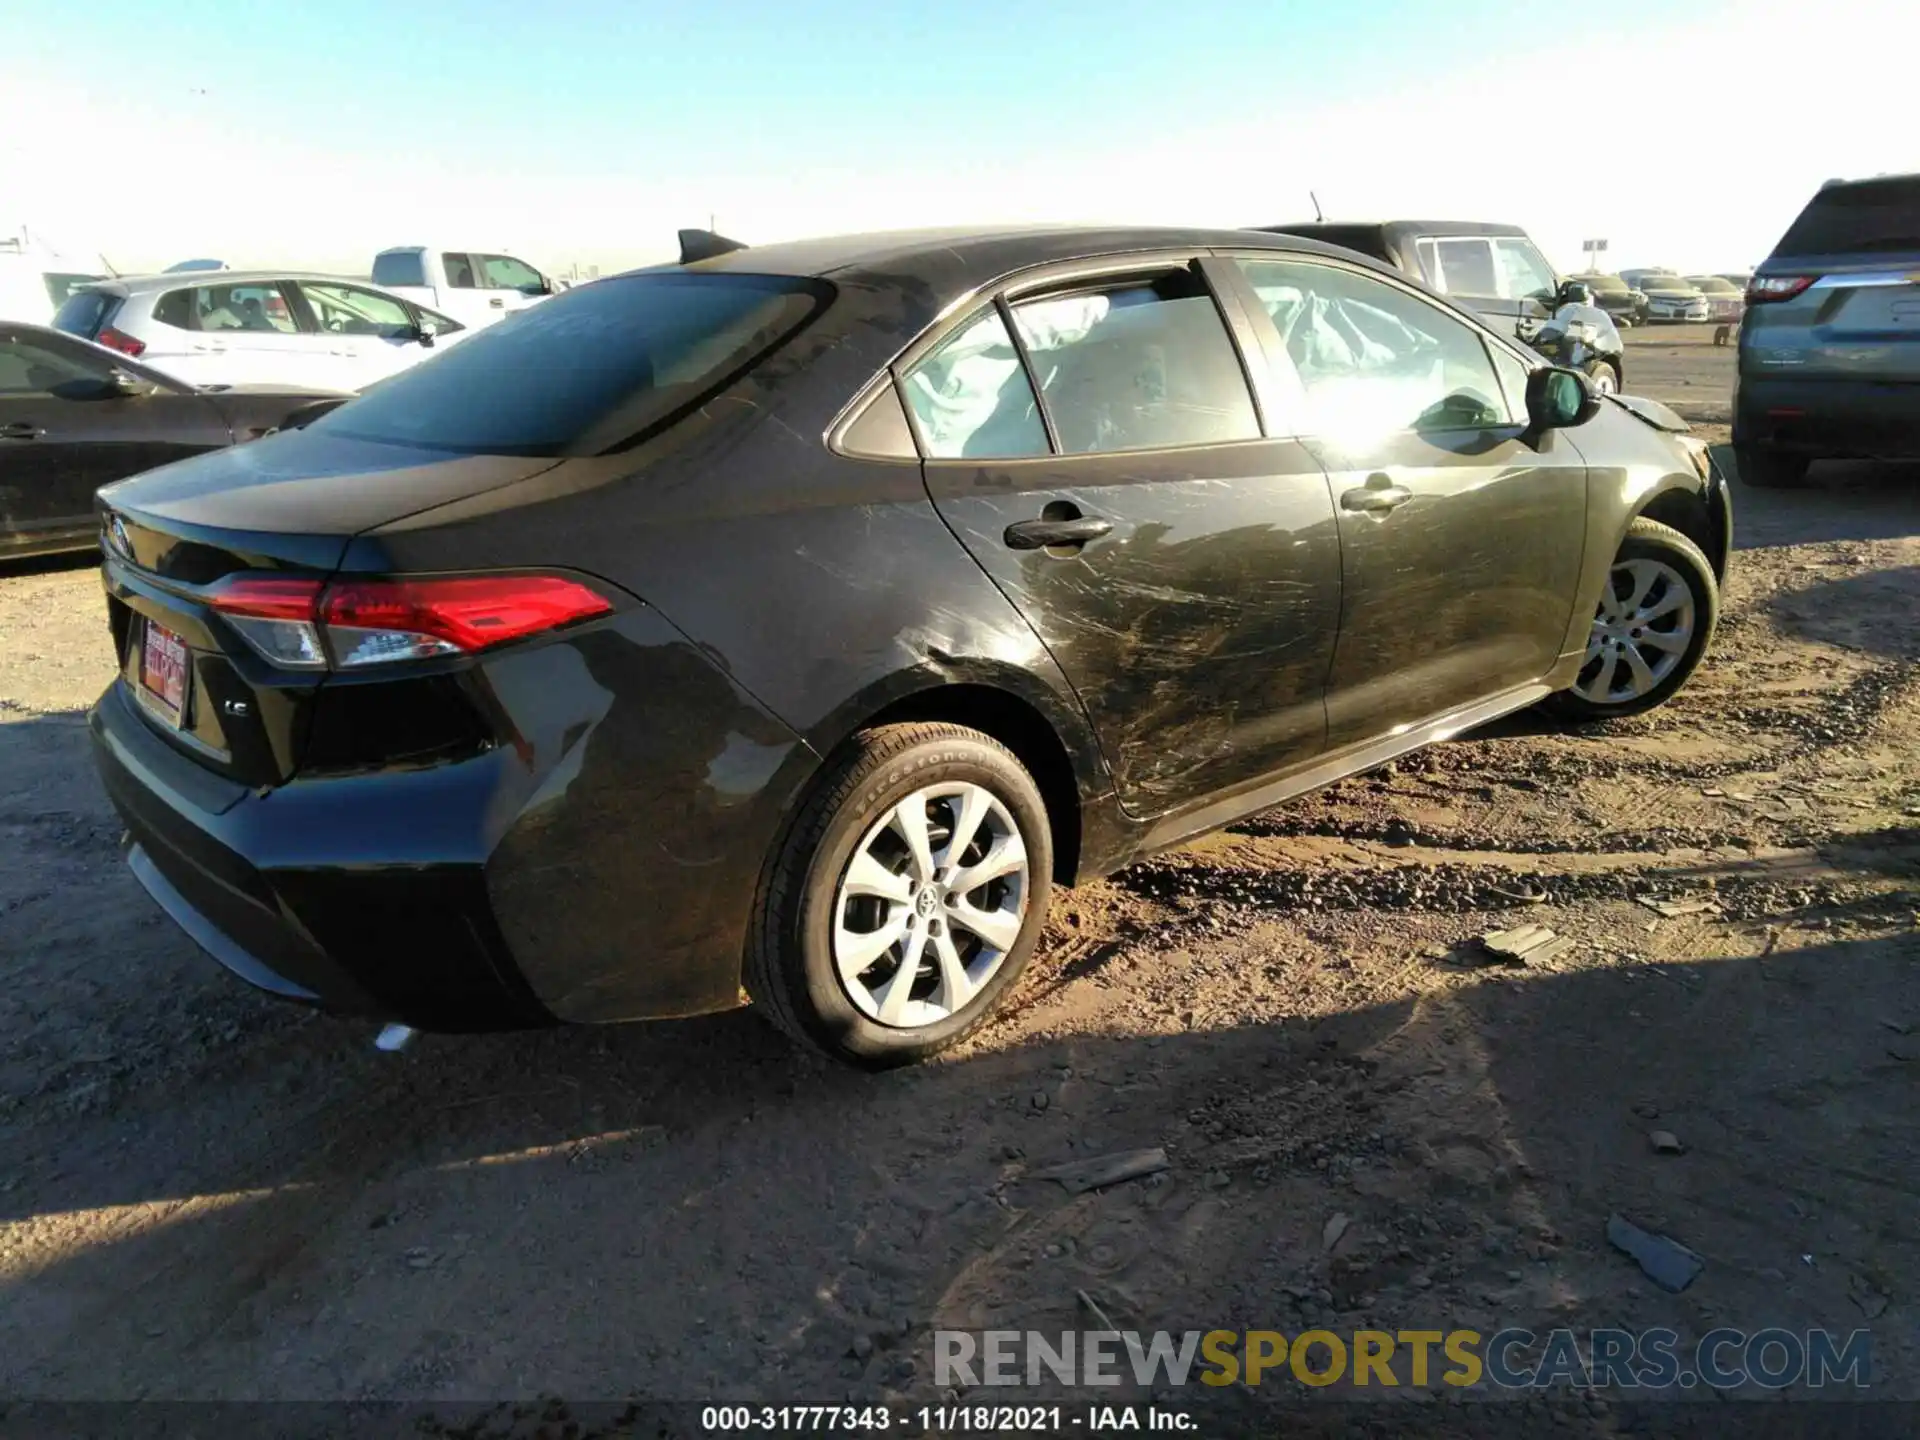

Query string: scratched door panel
[925,440,1341,816]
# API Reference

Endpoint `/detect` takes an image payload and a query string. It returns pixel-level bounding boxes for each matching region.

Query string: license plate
[138,620,190,728]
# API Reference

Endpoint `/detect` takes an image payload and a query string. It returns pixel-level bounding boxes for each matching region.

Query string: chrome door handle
[1341,478,1413,513]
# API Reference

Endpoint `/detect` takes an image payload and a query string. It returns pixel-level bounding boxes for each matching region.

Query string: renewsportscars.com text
[935,1327,1873,1391]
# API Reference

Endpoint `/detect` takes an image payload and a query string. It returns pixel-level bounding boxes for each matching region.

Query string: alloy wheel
[832,782,1029,1029]
[1572,557,1695,705]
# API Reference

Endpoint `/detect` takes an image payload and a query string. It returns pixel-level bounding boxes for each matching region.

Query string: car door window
[1428,238,1498,298]
[0,334,107,394]
[1494,239,1559,303]
[901,307,1048,460]
[1008,270,1259,454]
[1234,258,1515,436]
[193,283,300,334]
[304,282,415,338]
[442,253,478,288]
[477,254,543,291]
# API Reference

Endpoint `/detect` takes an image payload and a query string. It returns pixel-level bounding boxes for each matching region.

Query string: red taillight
[1746,275,1816,304]
[208,576,326,620]
[206,572,612,670]
[322,576,613,667]
[96,326,147,357]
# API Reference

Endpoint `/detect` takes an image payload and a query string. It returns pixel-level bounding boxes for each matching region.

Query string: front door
[1224,255,1588,750]
[297,280,432,390]
[904,261,1343,815]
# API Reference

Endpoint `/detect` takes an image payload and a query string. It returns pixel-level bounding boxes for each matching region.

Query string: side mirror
[533,276,555,296]
[1525,366,1600,433]
[412,318,438,348]
[100,368,152,399]
[1557,280,1596,308]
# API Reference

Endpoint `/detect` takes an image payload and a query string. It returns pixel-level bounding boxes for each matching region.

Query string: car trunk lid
[97,430,561,787]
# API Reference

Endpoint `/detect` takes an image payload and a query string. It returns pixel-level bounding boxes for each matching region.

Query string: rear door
[904,255,1342,816]
[295,280,434,389]
[169,281,326,388]
[1222,254,1587,749]
[0,328,228,547]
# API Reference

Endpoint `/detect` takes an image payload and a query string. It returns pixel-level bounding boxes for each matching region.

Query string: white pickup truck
[368,246,559,330]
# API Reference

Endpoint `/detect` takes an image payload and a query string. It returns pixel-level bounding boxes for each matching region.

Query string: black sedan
[89,225,1732,1067]
[0,322,347,559]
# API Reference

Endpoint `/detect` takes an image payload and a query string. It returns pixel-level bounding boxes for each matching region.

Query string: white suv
[51,272,466,391]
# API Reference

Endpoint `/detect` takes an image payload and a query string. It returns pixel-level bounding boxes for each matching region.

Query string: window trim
[1210,249,1535,438]
[881,250,1276,464]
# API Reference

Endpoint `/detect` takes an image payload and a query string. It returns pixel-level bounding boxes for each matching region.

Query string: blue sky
[4,0,1911,275]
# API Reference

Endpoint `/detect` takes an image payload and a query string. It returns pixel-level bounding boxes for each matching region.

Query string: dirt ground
[2,328,1917,1429]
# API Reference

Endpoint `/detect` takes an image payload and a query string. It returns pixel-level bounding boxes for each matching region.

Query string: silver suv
[1735,173,1920,487]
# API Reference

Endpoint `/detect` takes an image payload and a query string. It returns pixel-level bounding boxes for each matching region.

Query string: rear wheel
[745,723,1052,1068]
[1734,446,1811,489]
[1552,518,1718,721]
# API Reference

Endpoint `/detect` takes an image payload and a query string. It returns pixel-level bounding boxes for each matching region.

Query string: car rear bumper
[1734,375,1920,459]
[89,613,820,1032]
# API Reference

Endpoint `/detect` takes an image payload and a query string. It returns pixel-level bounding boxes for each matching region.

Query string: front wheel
[1552,518,1719,721]
[745,723,1053,1068]
[1586,360,1621,395]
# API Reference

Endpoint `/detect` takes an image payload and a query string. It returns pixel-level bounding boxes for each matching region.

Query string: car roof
[672,222,1381,293]
[87,271,387,295]
[1257,219,1531,242]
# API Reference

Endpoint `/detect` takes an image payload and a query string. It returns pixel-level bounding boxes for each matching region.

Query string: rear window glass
[43,272,104,307]
[311,271,830,456]
[1773,177,1920,257]
[51,288,117,338]
[371,251,428,288]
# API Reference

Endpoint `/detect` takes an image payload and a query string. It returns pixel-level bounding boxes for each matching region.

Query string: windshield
[1581,274,1629,294]
[1687,277,1739,294]
[1773,176,1920,257]
[1642,276,1695,292]
[311,270,830,456]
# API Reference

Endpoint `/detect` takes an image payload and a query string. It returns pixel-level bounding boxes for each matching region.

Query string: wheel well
[863,684,1083,885]
[1634,488,1719,577]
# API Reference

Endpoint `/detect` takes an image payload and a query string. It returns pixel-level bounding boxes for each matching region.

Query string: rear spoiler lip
[678,229,748,265]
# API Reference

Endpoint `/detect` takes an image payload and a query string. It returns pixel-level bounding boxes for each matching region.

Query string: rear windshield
[371,251,428,288]
[311,271,830,456]
[1773,176,1920,257]
[52,288,117,338]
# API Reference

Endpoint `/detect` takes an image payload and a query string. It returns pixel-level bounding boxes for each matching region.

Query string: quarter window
[304,282,414,336]
[1234,258,1515,436]
[901,308,1047,460]
[1008,270,1259,454]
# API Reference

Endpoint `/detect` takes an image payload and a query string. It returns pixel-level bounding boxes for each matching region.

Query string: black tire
[1733,446,1811,490]
[1551,517,1719,722]
[1586,359,1621,395]
[744,722,1053,1068]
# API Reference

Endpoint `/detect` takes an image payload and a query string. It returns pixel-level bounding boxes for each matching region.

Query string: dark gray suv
[1735,173,1920,487]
